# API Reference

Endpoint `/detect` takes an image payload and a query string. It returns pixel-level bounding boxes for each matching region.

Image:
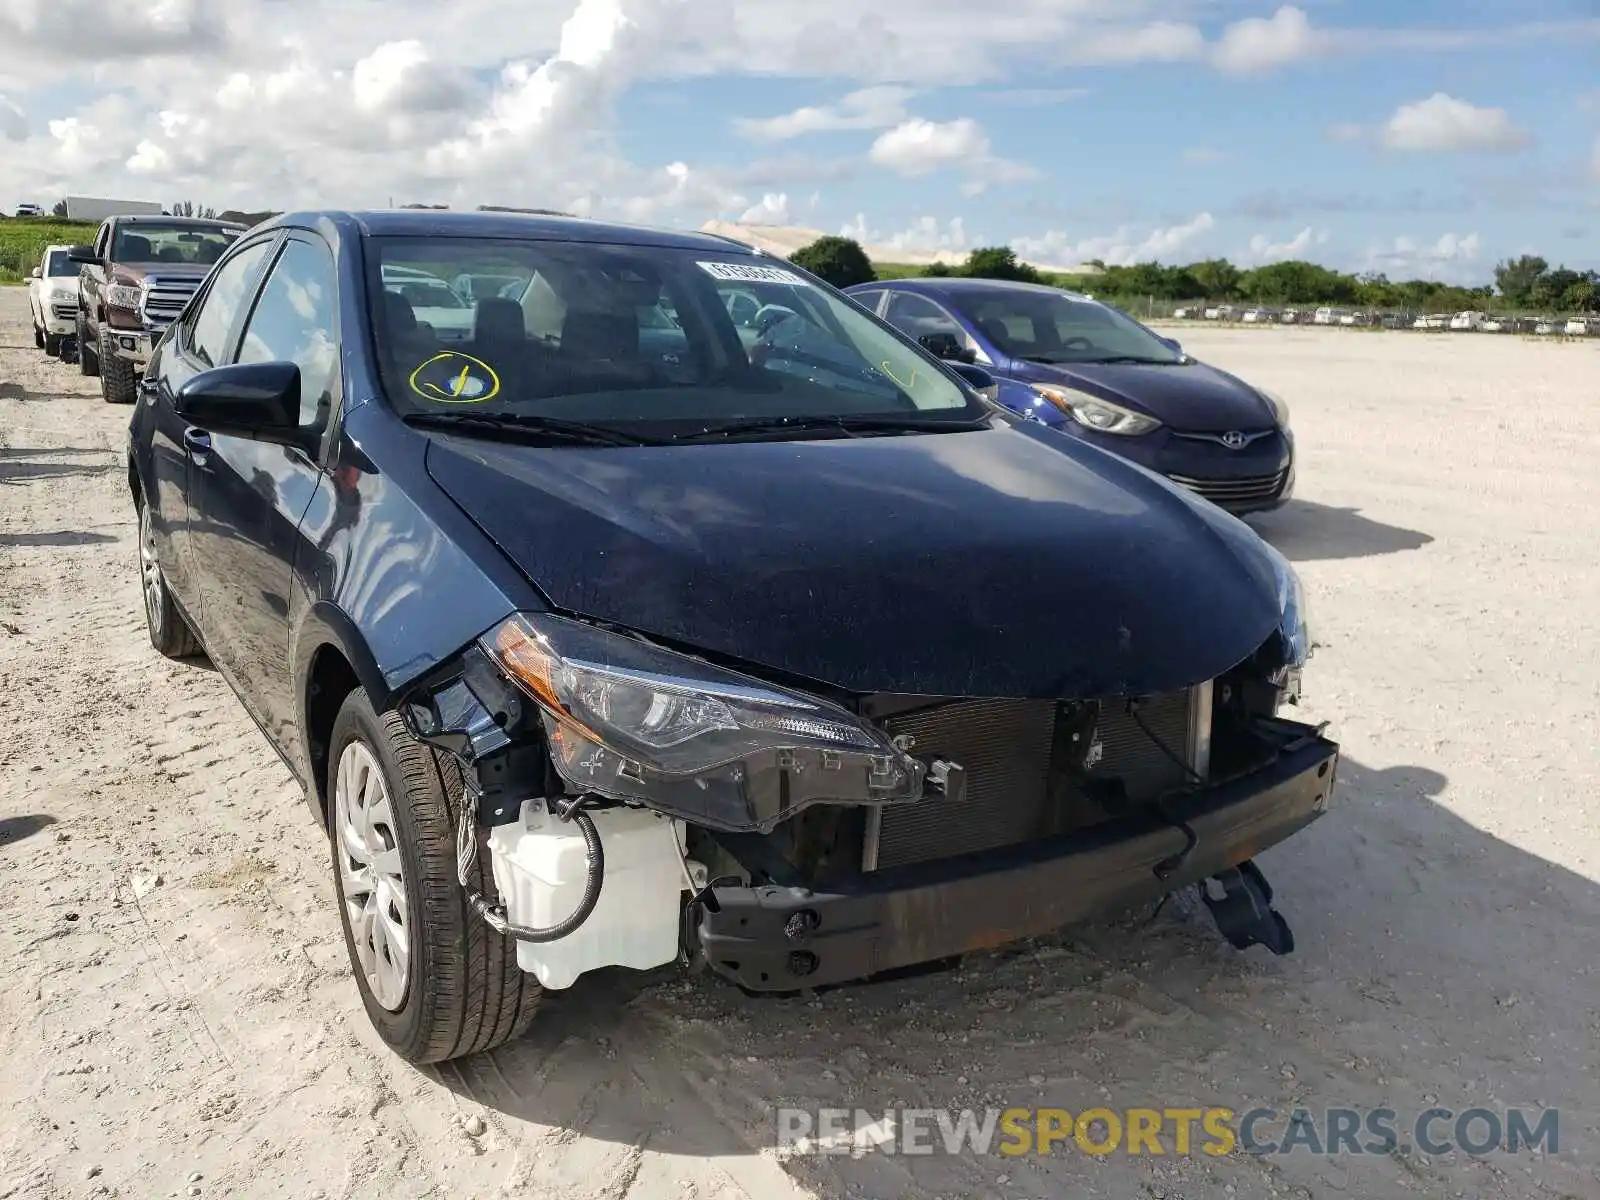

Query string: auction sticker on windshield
[697,261,808,286]
[408,351,501,404]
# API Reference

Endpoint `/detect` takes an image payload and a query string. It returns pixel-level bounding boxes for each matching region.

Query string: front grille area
[1167,470,1287,508]
[867,691,1198,871]
[51,302,78,321]
[142,276,202,325]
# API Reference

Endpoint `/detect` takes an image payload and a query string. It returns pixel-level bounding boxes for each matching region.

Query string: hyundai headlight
[106,283,143,311]
[1032,385,1161,436]
[1258,388,1291,429]
[1260,541,1311,667]
[481,613,923,832]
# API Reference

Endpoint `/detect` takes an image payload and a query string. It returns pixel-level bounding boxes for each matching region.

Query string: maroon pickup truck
[69,215,246,403]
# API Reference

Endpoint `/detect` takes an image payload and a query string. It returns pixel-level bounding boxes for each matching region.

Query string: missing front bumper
[695,725,1337,991]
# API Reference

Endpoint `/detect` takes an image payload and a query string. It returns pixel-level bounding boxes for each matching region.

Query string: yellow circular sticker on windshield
[408,352,501,404]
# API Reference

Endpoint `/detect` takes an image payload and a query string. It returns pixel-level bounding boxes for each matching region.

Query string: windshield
[369,237,979,431]
[960,289,1182,365]
[113,223,239,266]
[45,251,74,277]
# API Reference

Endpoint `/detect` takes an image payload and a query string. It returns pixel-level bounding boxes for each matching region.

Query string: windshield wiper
[669,413,991,443]
[1073,355,1183,366]
[403,411,660,447]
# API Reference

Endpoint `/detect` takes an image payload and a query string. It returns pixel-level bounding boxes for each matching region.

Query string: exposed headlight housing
[1260,540,1311,668]
[1258,388,1291,429]
[105,283,143,312]
[1031,384,1162,436]
[482,613,924,832]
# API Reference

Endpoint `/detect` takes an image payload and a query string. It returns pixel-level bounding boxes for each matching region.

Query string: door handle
[182,427,212,456]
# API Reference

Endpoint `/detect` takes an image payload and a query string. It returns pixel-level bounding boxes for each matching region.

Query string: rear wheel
[329,689,541,1063]
[139,502,201,659]
[33,322,44,349]
[100,330,137,403]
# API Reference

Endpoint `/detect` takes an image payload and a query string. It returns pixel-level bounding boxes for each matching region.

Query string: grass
[0,217,99,284]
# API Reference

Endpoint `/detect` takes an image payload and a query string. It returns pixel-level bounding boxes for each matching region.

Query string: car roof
[114,215,247,230]
[854,276,1095,302]
[263,209,767,255]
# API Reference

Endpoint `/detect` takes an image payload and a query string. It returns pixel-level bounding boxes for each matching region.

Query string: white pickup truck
[27,244,79,357]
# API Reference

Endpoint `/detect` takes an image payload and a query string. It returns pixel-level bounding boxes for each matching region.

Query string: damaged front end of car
[399,543,1337,995]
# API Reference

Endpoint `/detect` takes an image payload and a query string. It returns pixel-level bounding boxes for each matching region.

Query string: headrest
[475,297,527,341]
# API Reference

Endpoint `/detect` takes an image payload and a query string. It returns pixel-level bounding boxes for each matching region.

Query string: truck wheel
[100,331,138,403]
[33,322,44,349]
[138,502,202,659]
[329,688,541,1064]
[77,319,99,377]
[44,333,62,357]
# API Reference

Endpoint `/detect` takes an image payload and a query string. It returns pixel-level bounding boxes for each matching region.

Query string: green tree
[921,261,954,276]
[1188,258,1241,300]
[961,246,1044,283]
[789,236,876,288]
[1562,278,1595,314]
[1492,255,1547,306]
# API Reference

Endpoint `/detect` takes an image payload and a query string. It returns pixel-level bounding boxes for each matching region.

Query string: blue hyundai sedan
[846,278,1295,515]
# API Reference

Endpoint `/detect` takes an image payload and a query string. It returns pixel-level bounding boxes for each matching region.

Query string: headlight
[105,283,143,311]
[482,613,923,832]
[1260,541,1311,667]
[1258,388,1291,429]
[1031,385,1161,436]
[50,287,76,302]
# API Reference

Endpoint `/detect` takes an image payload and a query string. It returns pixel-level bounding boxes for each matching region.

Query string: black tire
[100,330,137,403]
[138,501,202,659]
[44,332,62,357]
[33,322,44,349]
[77,318,99,377]
[329,689,541,1063]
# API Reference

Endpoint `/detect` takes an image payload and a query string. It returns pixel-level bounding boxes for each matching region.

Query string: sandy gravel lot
[2,288,1599,1200]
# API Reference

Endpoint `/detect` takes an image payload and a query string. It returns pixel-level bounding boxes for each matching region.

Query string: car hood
[424,422,1285,698]
[1017,359,1275,433]
[113,261,213,283]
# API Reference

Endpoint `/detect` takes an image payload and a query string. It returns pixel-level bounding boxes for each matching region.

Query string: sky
[1,0,1596,285]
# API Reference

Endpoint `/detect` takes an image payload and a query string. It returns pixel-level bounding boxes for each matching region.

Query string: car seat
[119,234,153,261]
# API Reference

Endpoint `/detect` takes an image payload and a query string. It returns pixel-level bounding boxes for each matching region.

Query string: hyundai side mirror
[175,361,307,446]
[919,332,977,363]
[66,244,100,265]
[946,362,997,396]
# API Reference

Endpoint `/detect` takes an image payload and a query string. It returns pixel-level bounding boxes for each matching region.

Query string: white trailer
[62,196,164,222]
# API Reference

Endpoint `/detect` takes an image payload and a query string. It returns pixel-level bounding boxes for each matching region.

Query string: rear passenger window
[188,242,271,367]
[235,239,339,426]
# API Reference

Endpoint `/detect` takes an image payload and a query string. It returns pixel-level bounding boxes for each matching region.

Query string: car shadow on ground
[0,813,57,850]
[0,454,116,487]
[0,530,118,548]
[429,753,1600,1197]
[1248,499,1433,562]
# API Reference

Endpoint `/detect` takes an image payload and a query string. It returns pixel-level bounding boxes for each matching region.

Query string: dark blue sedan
[845,278,1296,515]
[127,210,1332,1064]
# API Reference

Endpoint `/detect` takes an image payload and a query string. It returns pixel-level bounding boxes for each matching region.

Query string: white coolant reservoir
[485,801,686,989]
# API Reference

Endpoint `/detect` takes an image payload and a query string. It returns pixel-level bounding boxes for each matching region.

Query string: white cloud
[1013,213,1216,267]
[867,116,1037,195]
[734,86,913,140]
[738,192,791,223]
[1068,21,1204,65]
[840,213,974,257]
[1243,226,1330,264]
[1380,93,1531,153]
[0,94,26,141]
[1212,6,1318,74]
[1362,230,1483,282]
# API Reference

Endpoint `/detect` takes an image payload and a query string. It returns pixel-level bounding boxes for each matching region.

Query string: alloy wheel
[140,507,164,640]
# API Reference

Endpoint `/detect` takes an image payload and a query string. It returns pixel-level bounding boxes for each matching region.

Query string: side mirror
[30,267,41,279]
[919,331,976,363]
[175,362,304,443]
[946,362,996,394]
[67,244,100,265]
[1157,335,1183,354]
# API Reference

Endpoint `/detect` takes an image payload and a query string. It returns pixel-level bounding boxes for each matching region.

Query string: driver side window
[186,241,272,367]
[884,292,967,342]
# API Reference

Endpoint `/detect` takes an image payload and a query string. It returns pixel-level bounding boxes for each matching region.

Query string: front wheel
[329,688,541,1063]
[101,331,137,403]
[44,332,62,357]
[139,502,201,659]
[33,321,44,349]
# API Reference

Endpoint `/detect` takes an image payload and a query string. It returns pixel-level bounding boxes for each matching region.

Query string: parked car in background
[1312,307,1335,325]
[1172,306,1194,319]
[1280,309,1300,324]
[380,263,475,342]
[1565,317,1592,336]
[68,214,246,402]
[128,208,1331,1064]
[15,203,44,217]
[1449,311,1484,331]
[1481,317,1505,333]
[27,244,79,356]
[846,277,1296,516]
[1242,308,1266,323]
[1535,321,1558,335]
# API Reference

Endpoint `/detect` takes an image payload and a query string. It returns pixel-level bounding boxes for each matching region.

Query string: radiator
[864,687,1207,872]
